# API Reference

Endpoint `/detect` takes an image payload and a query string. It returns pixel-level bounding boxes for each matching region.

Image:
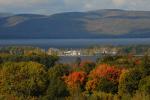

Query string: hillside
[0,9,150,38]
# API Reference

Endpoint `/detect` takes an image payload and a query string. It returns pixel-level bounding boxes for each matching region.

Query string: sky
[0,0,150,15]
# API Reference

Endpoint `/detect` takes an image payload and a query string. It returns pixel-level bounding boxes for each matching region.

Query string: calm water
[0,38,150,49]
[59,56,99,64]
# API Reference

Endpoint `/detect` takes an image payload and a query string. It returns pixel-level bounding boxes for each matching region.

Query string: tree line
[0,53,150,100]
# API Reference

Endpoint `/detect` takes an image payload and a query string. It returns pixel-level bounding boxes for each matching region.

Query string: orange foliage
[63,71,87,89]
[86,64,124,91]
[89,64,122,83]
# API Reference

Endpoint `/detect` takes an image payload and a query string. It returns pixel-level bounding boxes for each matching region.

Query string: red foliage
[89,64,123,83]
[63,71,87,89]
[86,64,123,91]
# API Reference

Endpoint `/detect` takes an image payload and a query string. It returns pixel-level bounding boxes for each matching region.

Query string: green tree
[96,78,118,94]
[42,64,70,100]
[80,61,95,74]
[0,54,59,68]
[138,76,150,94]
[0,62,48,97]
[119,68,142,95]
[141,55,150,76]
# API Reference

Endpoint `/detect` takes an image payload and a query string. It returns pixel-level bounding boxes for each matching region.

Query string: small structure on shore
[63,50,81,56]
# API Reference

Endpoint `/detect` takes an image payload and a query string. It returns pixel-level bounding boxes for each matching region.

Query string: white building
[63,50,81,56]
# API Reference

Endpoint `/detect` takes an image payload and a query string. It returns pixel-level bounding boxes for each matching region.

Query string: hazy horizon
[2,9,150,16]
[0,0,150,15]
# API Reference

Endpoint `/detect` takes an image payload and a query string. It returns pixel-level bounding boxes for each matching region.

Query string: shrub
[119,68,142,95]
[132,91,150,100]
[138,76,150,94]
[96,78,118,94]
[88,91,114,100]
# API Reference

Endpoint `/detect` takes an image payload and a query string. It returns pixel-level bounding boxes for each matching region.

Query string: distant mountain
[0,13,13,18]
[0,9,150,38]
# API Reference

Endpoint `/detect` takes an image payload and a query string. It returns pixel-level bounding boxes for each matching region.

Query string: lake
[59,56,99,64]
[0,38,150,49]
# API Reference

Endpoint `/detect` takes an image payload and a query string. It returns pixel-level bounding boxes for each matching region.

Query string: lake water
[59,56,99,64]
[0,38,150,49]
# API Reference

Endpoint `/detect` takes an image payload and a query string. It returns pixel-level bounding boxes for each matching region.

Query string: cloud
[0,0,150,14]
[112,0,125,6]
[0,0,46,6]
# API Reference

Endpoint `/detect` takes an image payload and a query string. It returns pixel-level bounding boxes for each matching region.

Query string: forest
[0,47,150,100]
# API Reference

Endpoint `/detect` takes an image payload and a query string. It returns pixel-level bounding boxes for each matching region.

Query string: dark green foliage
[80,61,95,74]
[0,57,2,64]
[48,64,70,78]
[96,78,118,94]
[0,54,59,68]
[99,55,122,65]
[43,79,69,100]
[119,68,143,95]
[139,76,150,94]
[120,45,150,55]
[43,64,70,100]
[98,55,142,68]
[141,55,150,76]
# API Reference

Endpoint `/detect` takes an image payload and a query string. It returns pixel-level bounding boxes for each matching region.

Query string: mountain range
[0,9,150,38]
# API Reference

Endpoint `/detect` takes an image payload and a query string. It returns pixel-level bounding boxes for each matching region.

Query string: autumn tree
[119,68,142,96]
[63,71,87,99]
[79,61,95,74]
[63,71,87,90]
[0,62,48,98]
[86,64,123,94]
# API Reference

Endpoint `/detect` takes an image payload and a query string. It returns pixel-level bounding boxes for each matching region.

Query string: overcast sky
[0,0,150,15]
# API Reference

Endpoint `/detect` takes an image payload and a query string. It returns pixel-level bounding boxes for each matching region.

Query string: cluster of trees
[0,46,45,55]
[0,52,150,100]
[0,54,59,68]
[87,45,150,56]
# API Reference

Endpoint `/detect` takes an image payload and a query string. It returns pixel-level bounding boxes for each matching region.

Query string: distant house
[63,50,81,56]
